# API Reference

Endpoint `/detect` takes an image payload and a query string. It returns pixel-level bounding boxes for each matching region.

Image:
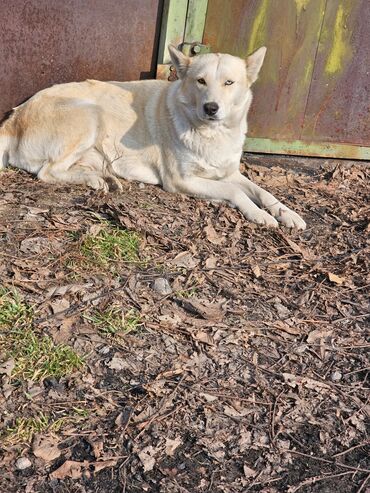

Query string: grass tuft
[85,307,142,336]
[5,408,89,444]
[0,287,84,381]
[176,286,199,298]
[9,328,84,381]
[6,414,50,443]
[0,287,31,328]
[80,225,140,267]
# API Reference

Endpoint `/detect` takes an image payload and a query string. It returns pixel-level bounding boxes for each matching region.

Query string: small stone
[153,278,172,296]
[274,301,290,319]
[331,370,342,382]
[15,457,32,470]
[99,346,111,355]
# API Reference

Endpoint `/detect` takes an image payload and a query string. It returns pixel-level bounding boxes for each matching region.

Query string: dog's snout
[203,102,219,116]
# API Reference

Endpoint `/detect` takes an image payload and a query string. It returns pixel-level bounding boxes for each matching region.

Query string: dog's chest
[189,153,237,179]
[181,134,242,180]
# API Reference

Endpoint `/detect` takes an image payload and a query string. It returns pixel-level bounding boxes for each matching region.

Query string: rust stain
[0,0,163,119]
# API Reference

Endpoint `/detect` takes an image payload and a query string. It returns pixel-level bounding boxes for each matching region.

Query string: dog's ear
[168,45,191,78]
[246,47,267,84]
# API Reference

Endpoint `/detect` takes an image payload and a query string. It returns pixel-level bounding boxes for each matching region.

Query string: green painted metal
[157,0,209,79]
[244,138,370,160]
[301,1,369,148]
[156,0,369,160]
[203,0,327,142]
[157,0,188,64]
[183,0,209,43]
[203,0,370,160]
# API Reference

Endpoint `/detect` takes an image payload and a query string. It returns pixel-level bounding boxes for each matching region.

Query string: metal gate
[0,0,163,120]
[157,0,370,160]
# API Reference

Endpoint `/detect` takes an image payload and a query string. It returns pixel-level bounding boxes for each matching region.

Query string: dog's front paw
[276,207,306,230]
[246,209,279,228]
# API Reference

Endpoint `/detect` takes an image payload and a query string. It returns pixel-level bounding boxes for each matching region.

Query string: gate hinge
[157,42,211,81]
[180,41,211,57]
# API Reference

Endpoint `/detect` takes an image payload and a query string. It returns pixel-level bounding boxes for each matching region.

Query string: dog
[0,45,306,229]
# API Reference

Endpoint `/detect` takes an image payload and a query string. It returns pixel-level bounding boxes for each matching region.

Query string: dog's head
[168,45,266,125]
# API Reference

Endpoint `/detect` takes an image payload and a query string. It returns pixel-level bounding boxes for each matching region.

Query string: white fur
[0,46,306,229]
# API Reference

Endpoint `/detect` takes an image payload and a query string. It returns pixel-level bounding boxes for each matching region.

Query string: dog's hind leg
[38,145,108,191]
[226,172,306,230]
[102,142,161,185]
[36,105,111,190]
[0,124,13,170]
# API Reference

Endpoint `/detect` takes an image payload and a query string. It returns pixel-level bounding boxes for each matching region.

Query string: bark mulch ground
[0,154,369,493]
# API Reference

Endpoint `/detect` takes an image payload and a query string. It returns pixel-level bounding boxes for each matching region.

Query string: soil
[0,154,369,493]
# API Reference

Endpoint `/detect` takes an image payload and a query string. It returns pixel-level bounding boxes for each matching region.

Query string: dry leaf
[49,460,89,480]
[204,222,225,245]
[224,405,249,417]
[283,373,330,390]
[46,283,92,298]
[273,320,300,336]
[177,298,224,321]
[50,298,70,314]
[20,237,49,254]
[193,330,215,346]
[107,356,129,371]
[205,256,217,269]
[243,464,257,478]
[252,264,261,278]
[89,438,104,459]
[92,458,118,472]
[328,272,345,285]
[32,435,61,462]
[88,223,105,236]
[307,329,333,343]
[52,316,77,345]
[0,358,15,376]
[169,251,198,269]
[138,446,157,472]
[200,392,218,403]
[165,437,182,456]
[279,232,312,259]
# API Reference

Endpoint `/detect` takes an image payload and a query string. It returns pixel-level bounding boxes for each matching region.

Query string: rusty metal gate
[157,0,370,160]
[0,0,163,120]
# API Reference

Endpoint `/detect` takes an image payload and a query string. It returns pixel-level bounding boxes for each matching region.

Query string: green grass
[5,408,89,444]
[80,225,140,267]
[85,307,142,336]
[176,286,199,298]
[9,328,84,381]
[0,287,31,328]
[0,287,84,382]
[6,413,50,443]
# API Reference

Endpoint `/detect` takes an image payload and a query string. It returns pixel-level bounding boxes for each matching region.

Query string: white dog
[0,45,305,229]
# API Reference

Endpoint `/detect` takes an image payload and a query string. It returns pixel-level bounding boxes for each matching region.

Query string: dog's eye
[224,80,235,86]
[197,78,206,85]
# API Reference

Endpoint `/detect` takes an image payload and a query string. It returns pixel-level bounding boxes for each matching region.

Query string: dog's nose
[203,102,219,116]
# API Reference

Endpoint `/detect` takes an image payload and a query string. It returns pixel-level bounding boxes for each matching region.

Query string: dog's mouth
[204,115,221,122]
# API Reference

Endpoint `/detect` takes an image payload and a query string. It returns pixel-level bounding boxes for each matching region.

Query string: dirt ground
[0,154,369,493]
